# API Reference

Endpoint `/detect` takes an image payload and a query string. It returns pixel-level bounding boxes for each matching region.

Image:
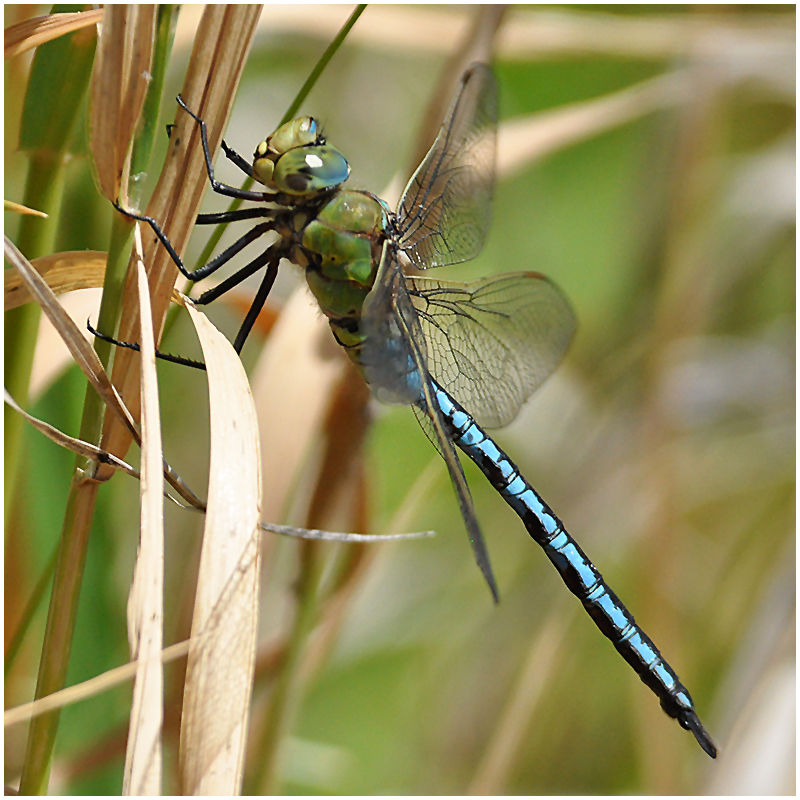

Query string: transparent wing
[407,272,576,429]
[396,63,497,269]
[360,243,425,406]
[361,244,499,600]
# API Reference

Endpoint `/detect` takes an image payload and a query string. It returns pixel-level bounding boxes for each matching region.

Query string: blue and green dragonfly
[112,64,716,758]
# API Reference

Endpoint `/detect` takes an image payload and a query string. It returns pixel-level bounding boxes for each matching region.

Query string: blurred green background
[5,5,795,795]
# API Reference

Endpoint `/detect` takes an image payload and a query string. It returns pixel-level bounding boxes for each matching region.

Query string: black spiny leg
[113,203,275,284]
[87,321,207,371]
[196,207,275,225]
[220,138,255,178]
[177,95,270,202]
[194,244,282,308]
[232,251,281,353]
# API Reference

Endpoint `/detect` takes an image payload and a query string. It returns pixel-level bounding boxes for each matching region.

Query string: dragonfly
[110,63,716,759]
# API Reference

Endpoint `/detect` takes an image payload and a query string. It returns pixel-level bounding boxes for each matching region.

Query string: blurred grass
[5,4,795,795]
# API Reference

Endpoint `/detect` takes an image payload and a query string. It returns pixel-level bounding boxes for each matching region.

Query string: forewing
[397,63,497,269]
[407,272,576,428]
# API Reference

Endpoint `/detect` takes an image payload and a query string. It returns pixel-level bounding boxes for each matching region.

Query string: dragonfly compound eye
[252,118,327,188]
[268,116,320,155]
[273,145,350,196]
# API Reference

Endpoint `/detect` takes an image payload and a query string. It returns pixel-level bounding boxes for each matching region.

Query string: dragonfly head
[253,116,351,196]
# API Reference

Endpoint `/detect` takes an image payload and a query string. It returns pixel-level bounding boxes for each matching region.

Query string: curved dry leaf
[2,239,202,516]
[6,382,197,512]
[123,251,164,796]
[5,250,106,310]
[4,8,104,60]
[3,199,48,218]
[3,388,139,479]
[181,300,262,796]
[6,249,186,312]
[3,236,140,442]
[89,5,155,202]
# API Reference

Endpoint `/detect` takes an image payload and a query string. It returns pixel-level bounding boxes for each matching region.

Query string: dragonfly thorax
[299,190,389,359]
[252,116,350,196]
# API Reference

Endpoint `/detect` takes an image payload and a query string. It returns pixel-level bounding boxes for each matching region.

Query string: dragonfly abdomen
[429,380,717,758]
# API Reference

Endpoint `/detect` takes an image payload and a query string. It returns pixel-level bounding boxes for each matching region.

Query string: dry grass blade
[5,237,202,508]
[4,8,104,60]
[101,4,262,475]
[4,641,191,729]
[4,250,106,310]
[123,244,164,796]
[180,302,262,796]
[4,250,186,311]
[89,5,155,202]
[259,521,435,542]
[497,70,690,179]
[4,235,139,442]
[3,199,48,217]
[5,383,198,517]
[3,388,139,480]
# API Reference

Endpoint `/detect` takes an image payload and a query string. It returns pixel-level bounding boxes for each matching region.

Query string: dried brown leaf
[3,235,140,442]
[4,8,103,60]
[4,236,203,510]
[100,5,262,477]
[3,388,139,480]
[4,251,106,310]
[4,249,186,311]
[180,301,262,796]
[123,241,164,796]
[89,6,156,202]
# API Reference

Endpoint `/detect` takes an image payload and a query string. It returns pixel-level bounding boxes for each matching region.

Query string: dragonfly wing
[397,63,498,269]
[407,272,577,428]
[362,244,500,601]
[394,283,500,603]
[361,242,425,406]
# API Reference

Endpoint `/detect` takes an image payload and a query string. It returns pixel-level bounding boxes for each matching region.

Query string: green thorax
[301,189,389,355]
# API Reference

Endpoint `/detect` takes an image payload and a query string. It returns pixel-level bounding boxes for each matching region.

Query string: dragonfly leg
[232,250,280,353]
[87,320,206,371]
[220,139,254,178]
[190,220,276,281]
[196,207,275,225]
[176,95,273,203]
[194,244,282,307]
[113,202,274,283]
